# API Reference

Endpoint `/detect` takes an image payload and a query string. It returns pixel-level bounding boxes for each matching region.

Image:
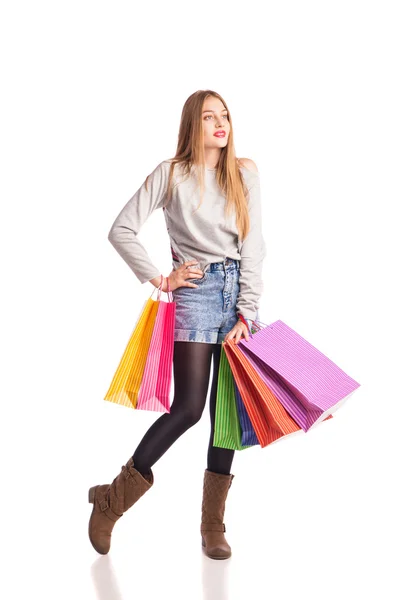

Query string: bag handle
[238,314,270,337]
[150,275,173,302]
[249,319,269,330]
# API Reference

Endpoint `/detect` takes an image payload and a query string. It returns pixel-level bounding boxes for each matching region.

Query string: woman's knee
[170,402,205,427]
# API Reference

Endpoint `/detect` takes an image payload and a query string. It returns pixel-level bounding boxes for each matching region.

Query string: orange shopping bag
[104,282,163,409]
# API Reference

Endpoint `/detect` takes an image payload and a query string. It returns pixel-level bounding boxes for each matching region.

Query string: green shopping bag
[213,349,253,451]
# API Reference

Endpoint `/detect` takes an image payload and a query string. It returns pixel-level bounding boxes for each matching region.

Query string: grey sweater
[108,160,266,321]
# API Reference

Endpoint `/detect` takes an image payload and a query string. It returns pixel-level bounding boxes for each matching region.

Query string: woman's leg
[207,344,235,475]
[132,340,215,475]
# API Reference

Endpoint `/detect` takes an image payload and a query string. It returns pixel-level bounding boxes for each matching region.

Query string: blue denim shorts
[171,257,256,345]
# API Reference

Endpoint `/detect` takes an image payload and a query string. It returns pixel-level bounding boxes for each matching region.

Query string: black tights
[132,341,234,476]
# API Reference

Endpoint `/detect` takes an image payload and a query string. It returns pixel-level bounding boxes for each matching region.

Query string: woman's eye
[205,114,228,120]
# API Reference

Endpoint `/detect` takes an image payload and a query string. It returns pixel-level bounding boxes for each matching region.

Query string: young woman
[88,89,266,560]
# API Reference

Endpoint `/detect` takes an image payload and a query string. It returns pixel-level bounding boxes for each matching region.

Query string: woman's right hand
[154,260,204,292]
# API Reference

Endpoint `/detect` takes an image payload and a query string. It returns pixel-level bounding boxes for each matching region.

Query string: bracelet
[159,274,170,293]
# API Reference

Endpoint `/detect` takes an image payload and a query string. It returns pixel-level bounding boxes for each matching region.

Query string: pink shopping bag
[238,319,361,431]
[136,276,176,413]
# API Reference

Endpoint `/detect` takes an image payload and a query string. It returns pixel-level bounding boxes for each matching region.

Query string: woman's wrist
[150,275,164,290]
[149,274,171,292]
[237,314,250,328]
[237,314,255,333]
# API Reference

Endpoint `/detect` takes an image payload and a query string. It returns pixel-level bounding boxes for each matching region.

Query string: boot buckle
[122,466,138,484]
[99,499,109,511]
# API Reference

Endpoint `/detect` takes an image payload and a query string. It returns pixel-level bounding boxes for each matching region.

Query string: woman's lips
[214,131,226,137]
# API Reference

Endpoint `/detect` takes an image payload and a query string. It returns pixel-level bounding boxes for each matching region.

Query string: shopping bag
[236,347,334,431]
[136,278,176,413]
[213,347,254,450]
[232,380,259,447]
[104,281,162,409]
[223,340,302,448]
[238,319,360,431]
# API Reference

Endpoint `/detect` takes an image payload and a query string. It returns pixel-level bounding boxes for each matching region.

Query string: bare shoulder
[237,157,259,173]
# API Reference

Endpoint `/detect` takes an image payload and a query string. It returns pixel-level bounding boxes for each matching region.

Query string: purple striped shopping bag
[136,276,176,413]
[238,320,361,431]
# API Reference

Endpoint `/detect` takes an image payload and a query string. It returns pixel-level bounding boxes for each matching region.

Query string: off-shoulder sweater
[107,160,266,322]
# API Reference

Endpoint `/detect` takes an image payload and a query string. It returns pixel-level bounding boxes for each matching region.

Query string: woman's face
[202,97,230,150]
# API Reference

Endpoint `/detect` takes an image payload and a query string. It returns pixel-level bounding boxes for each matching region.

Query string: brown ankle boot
[88,457,154,555]
[200,469,235,560]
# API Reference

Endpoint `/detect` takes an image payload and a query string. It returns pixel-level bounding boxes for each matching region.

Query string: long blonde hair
[147,90,251,243]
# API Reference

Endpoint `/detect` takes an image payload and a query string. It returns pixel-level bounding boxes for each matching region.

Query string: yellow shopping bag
[104,288,160,409]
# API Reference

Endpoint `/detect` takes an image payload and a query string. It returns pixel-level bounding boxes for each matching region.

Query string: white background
[1,1,399,599]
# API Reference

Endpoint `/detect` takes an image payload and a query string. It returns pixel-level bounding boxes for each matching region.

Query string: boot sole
[201,537,231,560]
[88,485,108,555]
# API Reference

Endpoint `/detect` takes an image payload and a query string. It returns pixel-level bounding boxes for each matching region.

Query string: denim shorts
[171,257,257,344]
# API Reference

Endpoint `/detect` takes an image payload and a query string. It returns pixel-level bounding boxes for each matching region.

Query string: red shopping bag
[136,276,176,413]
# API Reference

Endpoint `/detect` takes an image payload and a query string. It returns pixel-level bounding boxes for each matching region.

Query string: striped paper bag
[213,347,254,450]
[238,320,361,431]
[136,283,176,413]
[104,286,160,409]
[223,340,302,448]
[232,380,259,447]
